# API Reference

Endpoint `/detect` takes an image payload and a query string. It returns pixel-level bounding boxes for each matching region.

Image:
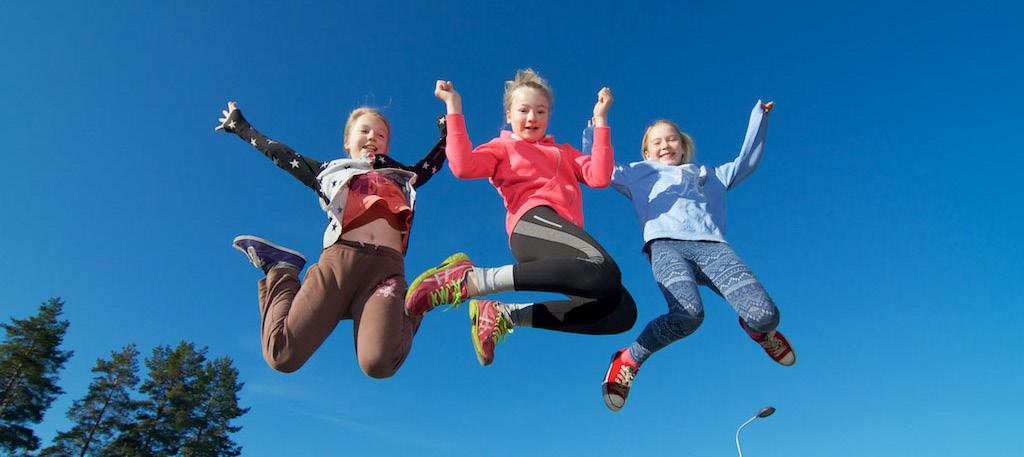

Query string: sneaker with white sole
[602,349,639,412]
[470,299,513,366]
[232,235,306,274]
[739,317,796,366]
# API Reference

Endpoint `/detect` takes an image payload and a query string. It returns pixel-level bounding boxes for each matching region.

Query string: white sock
[503,303,533,328]
[471,265,515,296]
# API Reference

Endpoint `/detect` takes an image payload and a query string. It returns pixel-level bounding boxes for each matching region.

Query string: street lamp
[735,406,775,457]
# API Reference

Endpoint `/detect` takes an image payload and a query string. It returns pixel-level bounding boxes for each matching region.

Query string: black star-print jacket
[224,109,447,252]
[225,109,446,197]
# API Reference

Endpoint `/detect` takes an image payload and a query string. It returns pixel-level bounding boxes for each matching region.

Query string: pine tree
[0,297,73,454]
[108,342,247,456]
[179,357,247,457]
[40,344,141,457]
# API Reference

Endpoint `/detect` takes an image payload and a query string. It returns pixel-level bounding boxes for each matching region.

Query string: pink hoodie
[445,113,613,238]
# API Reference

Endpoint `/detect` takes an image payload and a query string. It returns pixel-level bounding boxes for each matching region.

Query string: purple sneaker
[232,235,306,274]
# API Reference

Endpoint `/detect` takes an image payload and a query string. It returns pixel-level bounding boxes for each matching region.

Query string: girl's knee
[358,346,409,379]
[666,309,704,335]
[744,305,780,333]
[264,354,304,374]
[358,350,406,379]
[577,261,622,297]
[607,293,638,334]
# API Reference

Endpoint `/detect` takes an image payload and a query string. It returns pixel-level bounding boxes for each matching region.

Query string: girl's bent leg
[507,206,637,334]
[529,289,637,335]
[692,242,779,333]
[349,253,421,379]
[510,208,623,298]
[258,245,354,372]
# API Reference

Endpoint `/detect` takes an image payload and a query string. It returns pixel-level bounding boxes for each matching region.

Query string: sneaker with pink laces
[405,253,474,316]
[470,300,513,366]
[602,349,639,412]
[739,317,796,366]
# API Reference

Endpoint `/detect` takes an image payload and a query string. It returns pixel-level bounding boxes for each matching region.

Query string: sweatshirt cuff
[445,113,467,135]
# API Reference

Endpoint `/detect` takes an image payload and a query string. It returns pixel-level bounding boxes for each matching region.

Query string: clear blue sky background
[3,1,1022,455]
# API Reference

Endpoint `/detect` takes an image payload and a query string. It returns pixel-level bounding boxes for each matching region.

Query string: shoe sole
[602,351,626,412]
[404,252,470,316]
[602,386,625,412]
[469,300,491,366]
[231,235,307,264]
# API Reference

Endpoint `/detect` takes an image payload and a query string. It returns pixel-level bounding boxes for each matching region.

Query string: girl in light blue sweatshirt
[594,100,795,412]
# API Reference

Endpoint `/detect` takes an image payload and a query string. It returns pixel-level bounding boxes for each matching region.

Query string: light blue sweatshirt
[587,101,769,247]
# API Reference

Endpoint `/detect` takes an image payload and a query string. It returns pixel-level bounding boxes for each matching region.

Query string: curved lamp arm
[736,407,776,457]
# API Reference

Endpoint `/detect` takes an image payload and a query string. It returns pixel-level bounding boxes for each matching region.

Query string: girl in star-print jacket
[216,102,446,378]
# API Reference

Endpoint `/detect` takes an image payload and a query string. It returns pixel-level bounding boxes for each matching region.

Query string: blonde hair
[503,68,554,112]
[342,106,390,156]
[641,119,695,164]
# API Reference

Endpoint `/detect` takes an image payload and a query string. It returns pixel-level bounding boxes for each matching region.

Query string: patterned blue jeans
[629,239,779,364]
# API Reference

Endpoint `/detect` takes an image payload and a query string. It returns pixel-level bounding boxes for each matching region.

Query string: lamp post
[735,406,775,457]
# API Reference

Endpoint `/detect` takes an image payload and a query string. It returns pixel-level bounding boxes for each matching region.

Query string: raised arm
[573,87,615,188]
[609,164,634,198]
[435,80,500,179]
[372,116,448,188]
[715,100,772,190]
[216,102,326,198]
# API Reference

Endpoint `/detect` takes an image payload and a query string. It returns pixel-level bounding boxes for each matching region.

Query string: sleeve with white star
[371,115,448,189]
[225,109,328,201]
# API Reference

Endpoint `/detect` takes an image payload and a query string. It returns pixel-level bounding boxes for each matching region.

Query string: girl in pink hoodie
[405,69,636,366]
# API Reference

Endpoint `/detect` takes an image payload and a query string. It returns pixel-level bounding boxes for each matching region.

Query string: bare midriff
[340,217,405,252]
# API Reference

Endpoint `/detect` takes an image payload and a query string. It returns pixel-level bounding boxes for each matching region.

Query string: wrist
[592,115,608,128]
[446,99,462,115]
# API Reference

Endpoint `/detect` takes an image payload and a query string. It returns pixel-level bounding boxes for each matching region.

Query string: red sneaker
[405,253,474,316]
[739,317,796,366]
[470,300,513,366]
[602,349,639,412]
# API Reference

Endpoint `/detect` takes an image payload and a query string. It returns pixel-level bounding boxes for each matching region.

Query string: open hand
[762,100,774,113]
[215,101,238,131]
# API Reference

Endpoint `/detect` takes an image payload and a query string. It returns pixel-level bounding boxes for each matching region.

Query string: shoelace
[614,365,637,387]
[429,274,466,310]
[493,307,514,342]
[479,304,514,343]
[245,247,264,268]
[428,264,472,310]
[761,333,785,356]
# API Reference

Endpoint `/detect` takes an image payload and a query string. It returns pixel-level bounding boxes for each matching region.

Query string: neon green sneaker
[405,253,473,316]
[470,299,514,366]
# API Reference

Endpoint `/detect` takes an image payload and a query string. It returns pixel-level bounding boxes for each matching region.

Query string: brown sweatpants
[257,239,421,378]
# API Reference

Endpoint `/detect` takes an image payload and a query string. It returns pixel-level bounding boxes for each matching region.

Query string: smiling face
[643,121,691,166]
[505,87,551,142]
[344,112,389,159]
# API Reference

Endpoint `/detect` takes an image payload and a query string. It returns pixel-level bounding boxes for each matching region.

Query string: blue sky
[2,1,1022,455]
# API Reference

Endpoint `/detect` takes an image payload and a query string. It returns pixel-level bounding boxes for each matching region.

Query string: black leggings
[510,206,637,334]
